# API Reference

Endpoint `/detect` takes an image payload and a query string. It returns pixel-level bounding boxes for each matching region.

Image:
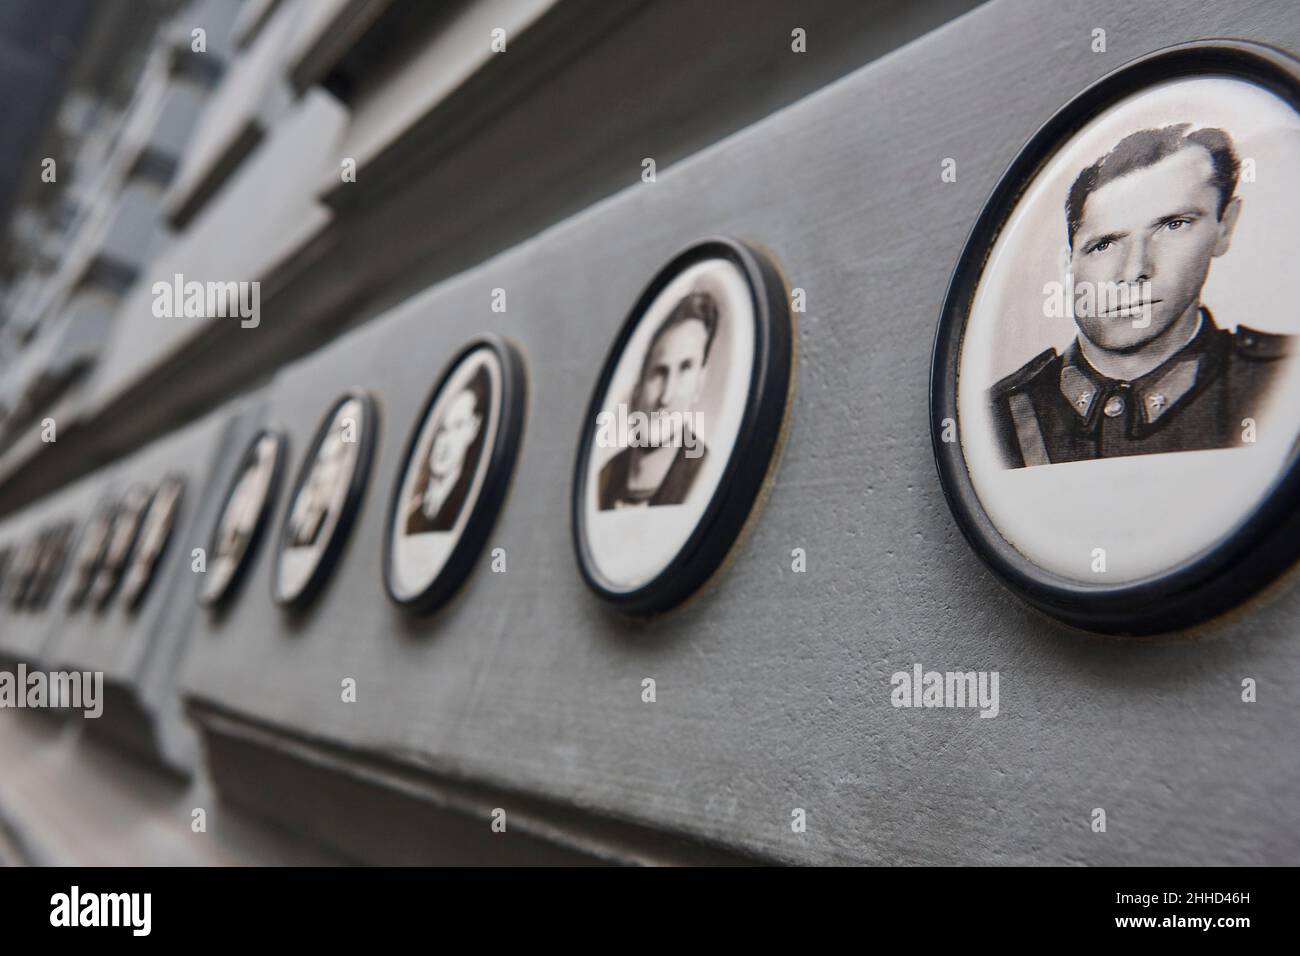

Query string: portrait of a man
[403,366,489,535]
[597,290,715,509]
[990,123,1293,468]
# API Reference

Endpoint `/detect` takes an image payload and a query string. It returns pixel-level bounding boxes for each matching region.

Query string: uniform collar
[1058,308,1224,434]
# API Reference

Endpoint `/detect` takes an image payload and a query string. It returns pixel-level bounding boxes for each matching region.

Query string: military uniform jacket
[989,310,1292,468]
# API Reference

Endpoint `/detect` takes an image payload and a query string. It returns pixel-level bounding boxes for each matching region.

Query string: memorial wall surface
[0,0,1297,870]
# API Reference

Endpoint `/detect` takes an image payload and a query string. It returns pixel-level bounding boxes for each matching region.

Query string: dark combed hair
[646,290,719,365]
[1065,124,1240,248]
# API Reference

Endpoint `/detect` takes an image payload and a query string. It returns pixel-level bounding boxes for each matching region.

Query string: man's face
[1070,145,1240,352]
[429,390,481,478]
[634,319,708,440]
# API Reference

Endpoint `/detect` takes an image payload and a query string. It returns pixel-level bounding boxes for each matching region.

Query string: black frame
[90,483,154,612]
[571,235,795,617]
[931,40,1300,636]
[201,428,287,610]
[272,390,378,610]
[7,529,45,611]
[121,472,187,614]
[28,521,76,611]
[66,498,119,611]
[0,546,12,605]
[382,335,527,615]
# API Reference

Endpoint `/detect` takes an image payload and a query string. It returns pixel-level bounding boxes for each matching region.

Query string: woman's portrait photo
[201,431,283,607]
[403,366,489,535]
[386,338,525,612]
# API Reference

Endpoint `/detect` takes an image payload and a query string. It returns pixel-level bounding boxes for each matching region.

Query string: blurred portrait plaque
[89,484,152,611]
[201,430,286,609]
[384,336,526,614]
[273,392,377,609]
[119,473,186,612]
[66,500,118,611]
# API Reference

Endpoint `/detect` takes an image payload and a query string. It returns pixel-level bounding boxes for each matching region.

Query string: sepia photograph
[595,289,719,511]
[87,484,151,610]
[953,72,1300,588]
[578,253,754,595]
[403,367,490,536]
[385,337,524,613]
[573,238,793,614]
[988,122,1291,468]
[273,393,375,608]
[118,474,185,612]
[64,501,116,611]
[200,431,283,607]
[5,532,42,610]
[26,522,73,610]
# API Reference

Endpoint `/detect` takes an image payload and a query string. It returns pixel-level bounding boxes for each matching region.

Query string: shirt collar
[1058,308,1223,431]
